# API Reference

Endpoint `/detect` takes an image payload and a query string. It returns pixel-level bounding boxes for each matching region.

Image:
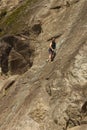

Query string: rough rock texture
[0,35,35,74]
[0,0,87,130]
[0,0,23,11]
[68,125,87,130]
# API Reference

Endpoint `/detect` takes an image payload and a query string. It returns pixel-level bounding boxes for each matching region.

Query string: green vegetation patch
[0,0,38,36]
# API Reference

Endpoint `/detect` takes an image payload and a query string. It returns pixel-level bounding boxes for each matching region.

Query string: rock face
[0,35,35,74]
[0,0,87,130]
[68,125,87,130]
[0,0,23,11]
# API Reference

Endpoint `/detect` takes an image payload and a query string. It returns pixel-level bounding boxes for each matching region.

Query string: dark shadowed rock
[32,23,42,35]
[9,49,28,74]
[0,35,35,74]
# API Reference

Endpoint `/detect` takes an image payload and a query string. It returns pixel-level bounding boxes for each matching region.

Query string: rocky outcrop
[0,0,87,130]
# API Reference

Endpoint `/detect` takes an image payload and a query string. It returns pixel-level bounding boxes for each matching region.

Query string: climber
[48,37,56,61]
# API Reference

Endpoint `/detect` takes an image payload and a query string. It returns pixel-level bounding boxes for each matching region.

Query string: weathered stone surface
[0,0,87,130]
[9,49,28,74]
[0,0,23,11]
[0,75,18,91]
[67,125,87,130]
[0,35,35,74]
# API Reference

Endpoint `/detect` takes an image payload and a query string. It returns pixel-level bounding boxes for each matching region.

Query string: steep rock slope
[0,0,23,11]
[0,0,87,130]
